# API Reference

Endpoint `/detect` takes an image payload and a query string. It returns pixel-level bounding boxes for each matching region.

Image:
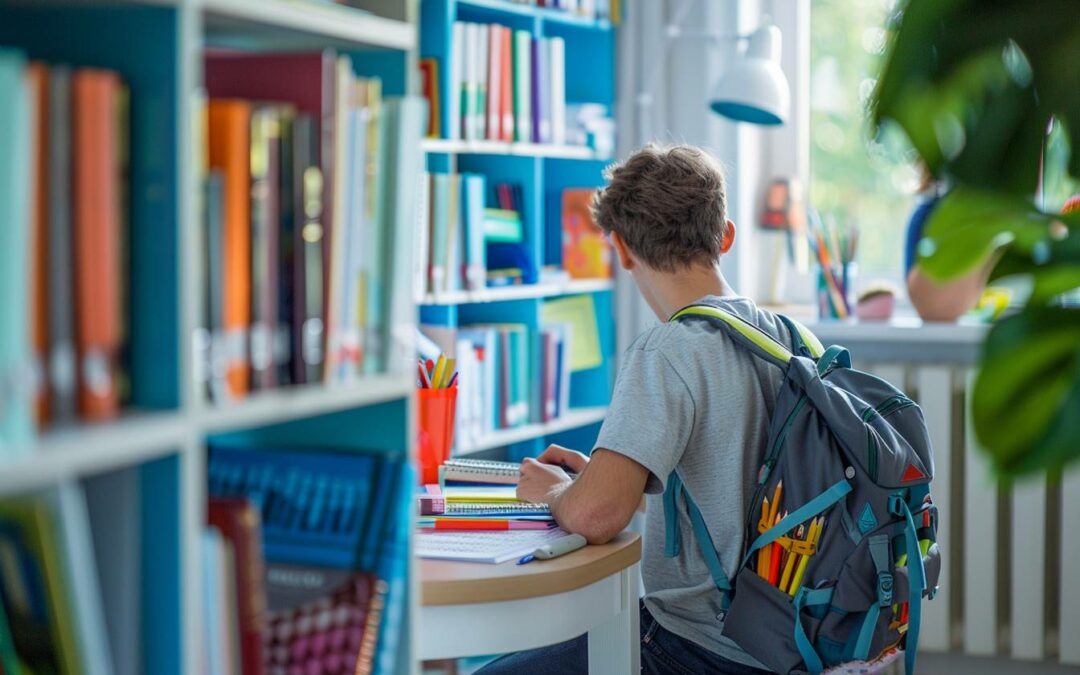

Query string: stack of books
[205,444,413,675]
[1,52,134,442]
[442,22,566,145]
[418,459,554,531]
[200,52,421,402]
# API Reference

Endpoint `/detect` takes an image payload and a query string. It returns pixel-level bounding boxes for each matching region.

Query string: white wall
[613,0,809,354]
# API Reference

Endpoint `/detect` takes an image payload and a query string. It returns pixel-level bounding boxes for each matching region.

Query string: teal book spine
[462,174,487,291]
[0,49,33,457]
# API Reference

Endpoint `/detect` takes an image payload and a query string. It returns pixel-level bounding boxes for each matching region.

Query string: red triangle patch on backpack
[901,463,927,482]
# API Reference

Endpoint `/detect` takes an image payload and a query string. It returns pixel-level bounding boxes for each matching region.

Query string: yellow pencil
[431,355,446,390]
[788,517,821,597]
[440,357,456,388]
[757,496,770,577]
[768,481,783,526]
[779,524,805,593]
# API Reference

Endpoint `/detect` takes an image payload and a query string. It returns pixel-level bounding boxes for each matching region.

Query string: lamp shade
[709,24,790,126]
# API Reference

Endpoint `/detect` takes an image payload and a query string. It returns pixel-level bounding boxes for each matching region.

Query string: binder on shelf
[73,69,124,420]
[46,65,76,425]
[0,59,33,454]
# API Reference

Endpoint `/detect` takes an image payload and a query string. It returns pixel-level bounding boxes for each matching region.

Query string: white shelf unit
[456,406,608,455]
[421,278,613,305]
[421,137,602,159]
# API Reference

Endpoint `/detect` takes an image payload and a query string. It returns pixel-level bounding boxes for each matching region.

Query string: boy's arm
[518,449,648,545]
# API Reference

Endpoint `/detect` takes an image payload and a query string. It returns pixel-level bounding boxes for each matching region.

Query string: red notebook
[208,497,268,675]
[73,69,122,420]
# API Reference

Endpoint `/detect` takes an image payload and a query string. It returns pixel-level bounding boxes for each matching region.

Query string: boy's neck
[637,262,739,321]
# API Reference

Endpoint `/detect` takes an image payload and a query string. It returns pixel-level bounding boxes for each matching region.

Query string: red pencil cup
[417,387,457,485]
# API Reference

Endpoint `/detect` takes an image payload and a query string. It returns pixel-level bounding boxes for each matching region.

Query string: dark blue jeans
[476,603,772,674]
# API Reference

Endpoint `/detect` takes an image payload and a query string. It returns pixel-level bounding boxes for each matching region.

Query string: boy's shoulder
[630,297,793,358]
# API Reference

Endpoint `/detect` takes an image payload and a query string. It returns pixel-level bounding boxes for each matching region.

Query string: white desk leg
[588,562,640,674]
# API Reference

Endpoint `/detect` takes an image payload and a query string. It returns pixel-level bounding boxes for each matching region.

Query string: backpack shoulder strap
[777,315,825,359]
[670,304,793,368]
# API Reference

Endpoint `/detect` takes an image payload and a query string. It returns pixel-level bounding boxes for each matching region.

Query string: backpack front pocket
[722,571,825,674]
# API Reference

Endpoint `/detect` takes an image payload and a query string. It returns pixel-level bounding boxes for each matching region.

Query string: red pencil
[420,519,555,531]
[768,512,784,586]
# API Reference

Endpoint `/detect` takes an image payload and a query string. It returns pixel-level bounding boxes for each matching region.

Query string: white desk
[419,532,642,674]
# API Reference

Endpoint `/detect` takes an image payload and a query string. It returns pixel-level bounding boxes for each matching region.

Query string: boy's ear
[720,220,736,254]
[610,231,636,271]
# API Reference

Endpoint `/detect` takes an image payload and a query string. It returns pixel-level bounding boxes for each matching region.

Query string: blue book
[461,173,488,291]
[0,49,32,457]
[374,461,415,675]
[360,458,401,571]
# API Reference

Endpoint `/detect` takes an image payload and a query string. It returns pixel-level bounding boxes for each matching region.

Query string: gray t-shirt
[594,295,793,670]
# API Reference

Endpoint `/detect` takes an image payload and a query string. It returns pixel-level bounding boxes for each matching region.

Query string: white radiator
[856,361,1080,665]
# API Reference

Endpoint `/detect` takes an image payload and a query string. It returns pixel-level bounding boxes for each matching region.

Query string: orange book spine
[207,99,252,398]
[499,26,514,143]
[73,69,121,420]
[28,63,49,426]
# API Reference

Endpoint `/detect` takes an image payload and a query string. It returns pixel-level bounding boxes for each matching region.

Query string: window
[809,0,916,286]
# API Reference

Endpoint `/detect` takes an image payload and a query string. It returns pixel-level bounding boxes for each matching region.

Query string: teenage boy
[479,144,800,675]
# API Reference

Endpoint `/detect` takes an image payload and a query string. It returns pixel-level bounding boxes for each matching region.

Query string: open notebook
[416,527,569,564]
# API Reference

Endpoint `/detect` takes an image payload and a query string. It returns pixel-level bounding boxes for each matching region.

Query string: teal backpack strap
[793,586,834,675]
[741,479,853,571]
[777,315,825,359]
[663,472,682,557]
[816,345,851,376]
[853,534,894,661]
[662,472,732,606]
[890,496,926,675]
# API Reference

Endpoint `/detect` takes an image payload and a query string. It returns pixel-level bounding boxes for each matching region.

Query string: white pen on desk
[517,533,588,565]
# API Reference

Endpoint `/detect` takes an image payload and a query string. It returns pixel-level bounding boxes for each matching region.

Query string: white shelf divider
[421,138,600,160]
[200,0,416,51]
[199,373,414,432]
[422,278,613,305]
[455,406,608,455]
[0,412,190,493]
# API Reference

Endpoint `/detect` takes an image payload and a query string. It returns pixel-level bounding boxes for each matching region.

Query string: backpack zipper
[760,395,809,485]
[862,396,914,481]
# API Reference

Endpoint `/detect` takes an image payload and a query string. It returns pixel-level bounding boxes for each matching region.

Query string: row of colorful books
[0,53,133,444]
[0,474,146,674]
[438,23,566,144]
[421,320,573,450]
[414,180,612,298]
[503,0,620,21]
[198,52,421,402]
[205,444,413,675]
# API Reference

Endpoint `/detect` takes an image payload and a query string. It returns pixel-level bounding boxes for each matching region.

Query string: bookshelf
[418,0,616,463]
[0,1,421,674]
[0,0,618,672]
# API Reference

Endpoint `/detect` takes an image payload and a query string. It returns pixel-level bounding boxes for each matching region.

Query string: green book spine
[513,31,532,143]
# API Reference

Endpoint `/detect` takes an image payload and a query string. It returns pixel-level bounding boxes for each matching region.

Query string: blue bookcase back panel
[0,5,181,410]
[542,157,609,267]
[140,454,181,675]
[350,50,409,97]
[543,20,614,105]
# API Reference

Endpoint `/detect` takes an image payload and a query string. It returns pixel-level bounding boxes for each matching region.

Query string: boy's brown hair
[591,144,729,272]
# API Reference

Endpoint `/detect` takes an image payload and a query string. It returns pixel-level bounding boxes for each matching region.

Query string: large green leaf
[874,0,1080,194]
[972,308,1080,474]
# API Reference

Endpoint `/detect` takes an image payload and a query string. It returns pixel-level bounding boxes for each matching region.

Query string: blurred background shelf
[201,0,416,51]
[422,278,613,305]
[421,138,599,159]
[455,405,608,455]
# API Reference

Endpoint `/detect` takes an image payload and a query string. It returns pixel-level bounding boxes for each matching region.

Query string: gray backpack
[665,304,941,675]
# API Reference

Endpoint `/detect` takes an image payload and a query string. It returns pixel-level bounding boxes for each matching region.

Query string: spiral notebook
[440,458,521,485]
[416,527,569,563]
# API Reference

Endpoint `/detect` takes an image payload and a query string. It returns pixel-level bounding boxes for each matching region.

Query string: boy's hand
[536,444,590,474]
[517,458,573,504]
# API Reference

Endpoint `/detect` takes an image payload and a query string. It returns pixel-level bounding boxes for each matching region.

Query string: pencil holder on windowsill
[815,262,856,320]
[417,387,457,486]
